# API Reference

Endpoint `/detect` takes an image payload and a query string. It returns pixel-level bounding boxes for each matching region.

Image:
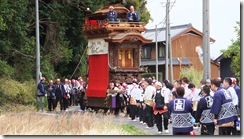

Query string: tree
[0,0,150,81]
[221,21,240,81]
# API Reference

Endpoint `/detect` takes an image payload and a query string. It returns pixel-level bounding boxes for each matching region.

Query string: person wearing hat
[37,77,46,112]
[153,81,168,134]
[45,80,56,112]
[231,77,240,110]
[107,6,119,22]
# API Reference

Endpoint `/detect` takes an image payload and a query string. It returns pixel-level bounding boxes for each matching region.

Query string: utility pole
[202,0,210,80]
[36,0,41,86]
[168,0,173,83]
[165,0,169,80]
[155,25,158,80]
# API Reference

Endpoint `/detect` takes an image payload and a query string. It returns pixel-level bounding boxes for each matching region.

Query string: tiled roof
[142,24,193,42]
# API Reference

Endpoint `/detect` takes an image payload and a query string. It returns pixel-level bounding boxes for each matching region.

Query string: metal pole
[155,25,158,80]
[202,0,210,80]
[165,1,169,80]
[36,0,40,86]
[168,0,173,83]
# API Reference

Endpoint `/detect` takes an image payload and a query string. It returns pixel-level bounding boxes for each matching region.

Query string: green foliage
[123,0,150,23]
[0,0,36,81]
[180,66,203,88]
[0,0,150,82]
[0,59,14,77]
[121,124,148,135]
[221,21,240,81]
[0,77,36,109]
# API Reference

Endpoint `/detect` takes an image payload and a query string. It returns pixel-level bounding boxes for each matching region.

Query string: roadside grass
[0,111,146,135]
[121,124,148,135]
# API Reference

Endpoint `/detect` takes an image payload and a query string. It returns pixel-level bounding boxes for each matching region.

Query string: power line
[69,45,88,79]
[144,0,176,38]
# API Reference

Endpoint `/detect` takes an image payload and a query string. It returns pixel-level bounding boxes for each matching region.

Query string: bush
[0,77,37,113]
[0,60,14,77]
[180,66,203,88]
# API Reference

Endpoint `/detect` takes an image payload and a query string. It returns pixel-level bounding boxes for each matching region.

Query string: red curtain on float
[86,54,108,98]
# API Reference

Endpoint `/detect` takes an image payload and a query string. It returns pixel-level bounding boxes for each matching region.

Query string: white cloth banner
[87,39,108,55]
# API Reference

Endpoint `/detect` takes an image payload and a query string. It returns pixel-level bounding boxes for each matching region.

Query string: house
[214,54,235,80]
[141,23,220,81]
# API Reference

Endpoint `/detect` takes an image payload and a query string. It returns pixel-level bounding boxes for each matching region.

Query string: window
[141,46,151,59]
[158,45,165,58]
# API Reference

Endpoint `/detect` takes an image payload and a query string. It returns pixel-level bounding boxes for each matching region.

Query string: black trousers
[79,96,85,110]
[155,113,163,132]
[145,104,153,127]
[219,127,232,135]
[47,98,55,111]
[70,93,74,106]
[162,112,169,130]
[55,98,65,110]
[200,124,215,135]
[231,120,237,135]
[139,104,146,122]
[130,105,137,120]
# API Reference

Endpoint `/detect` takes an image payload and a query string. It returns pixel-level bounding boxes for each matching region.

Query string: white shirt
[130,84,141,101]
[143,85,156,101]
[227,86,238,106]
[126,84,134,96]
[183,88,193,100]
[191,88,201,101]
[161,86,171,103]
[64,84,71,93]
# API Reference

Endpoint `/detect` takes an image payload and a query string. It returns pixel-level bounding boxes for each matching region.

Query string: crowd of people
[37,77,86,112]
[107,76,240,135]
[36,75,240,135]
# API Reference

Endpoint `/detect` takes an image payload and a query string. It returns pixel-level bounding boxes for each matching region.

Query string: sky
[145,0,240,59]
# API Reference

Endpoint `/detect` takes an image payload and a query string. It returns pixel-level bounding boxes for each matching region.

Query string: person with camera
[45,80,56,112]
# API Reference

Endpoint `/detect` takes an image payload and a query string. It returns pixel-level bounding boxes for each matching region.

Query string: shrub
[0,77,37,113]
[180,66,203,88]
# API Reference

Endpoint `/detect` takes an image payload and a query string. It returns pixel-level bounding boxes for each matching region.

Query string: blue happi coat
[169,96,193,133]
[210,87,238,125]
[196,94,214,125]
